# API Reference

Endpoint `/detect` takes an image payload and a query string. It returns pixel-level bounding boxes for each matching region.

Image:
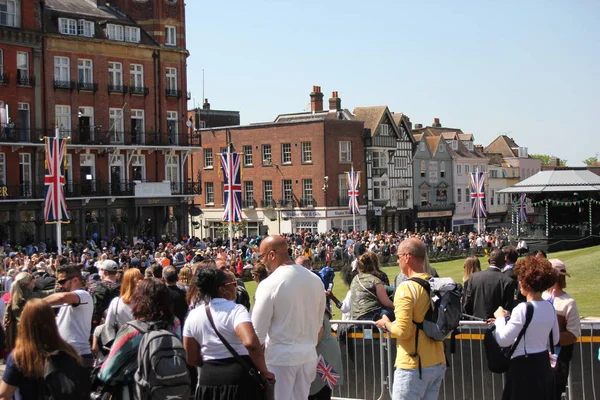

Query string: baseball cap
[100,259,120,272]
[549,259,571,277]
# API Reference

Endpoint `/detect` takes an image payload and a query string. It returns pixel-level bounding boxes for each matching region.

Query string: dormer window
[59,18,77,35]
[78,20,94,37]
[107,24,124,41]
[125,26,140,43]
[379,124,391,136]
[452,140,458,150]
[107,24,140,43]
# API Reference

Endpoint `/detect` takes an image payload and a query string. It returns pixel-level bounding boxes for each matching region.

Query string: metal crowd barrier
[331,319,600,400]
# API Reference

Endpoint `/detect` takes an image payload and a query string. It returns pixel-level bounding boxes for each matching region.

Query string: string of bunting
[530,198,600,207]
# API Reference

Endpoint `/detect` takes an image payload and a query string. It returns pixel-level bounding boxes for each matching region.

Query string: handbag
[483,302,534,374]
[204,305,275,400]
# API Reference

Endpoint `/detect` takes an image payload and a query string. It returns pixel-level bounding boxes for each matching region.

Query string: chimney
[203,98,210,110]
[433,118,441,127]
[328,91,342,112]
[550,157,561,166]
[310,86,323,113]
[414,123,423,129]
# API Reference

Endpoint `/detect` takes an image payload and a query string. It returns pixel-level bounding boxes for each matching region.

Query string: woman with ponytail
[183,268,274,400]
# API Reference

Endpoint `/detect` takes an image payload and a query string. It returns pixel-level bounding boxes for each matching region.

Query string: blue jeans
[393,364,446,400]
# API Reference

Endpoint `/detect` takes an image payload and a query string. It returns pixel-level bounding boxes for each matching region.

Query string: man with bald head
[375,239,446,399]
[252,235,326,400]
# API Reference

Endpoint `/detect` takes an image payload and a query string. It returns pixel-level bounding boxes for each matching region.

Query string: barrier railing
[332,319,600,400]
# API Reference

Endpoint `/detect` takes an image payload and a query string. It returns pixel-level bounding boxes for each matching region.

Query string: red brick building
[192,118,366,236]
[0,0,199,245]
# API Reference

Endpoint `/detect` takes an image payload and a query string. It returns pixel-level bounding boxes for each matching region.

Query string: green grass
[245,245,600,319]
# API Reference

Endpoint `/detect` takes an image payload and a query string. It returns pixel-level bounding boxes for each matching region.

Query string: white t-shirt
[494,300,559,358]
[542,291,581,338]
[104,297,134,331]
[56,289,93,355]
[183,298,251,361]
[252,263,326,367]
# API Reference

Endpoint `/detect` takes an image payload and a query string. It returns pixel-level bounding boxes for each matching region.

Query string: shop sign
[326,208,366,217]
[135,197,177,206]
[0,186,7,197]
[374,206,383,216]
[281,210,325,218]
[417,210,453,218]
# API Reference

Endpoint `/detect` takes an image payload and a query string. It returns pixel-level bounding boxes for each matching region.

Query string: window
[262,144,272,165]
[439,143,445,152]
[440,161,446,178]
[0,0,17,27]
[107,24,124,41]
[242,145,253,166]
[338,174,347,204]
[465,164,470,174]
[167,111,178,143]
[77,20,94,37]
[283,179,293,203]
[131,109,144,143]
[165,67,177,90]
[205,182,214,204]
[457,164,462,175]
[130,64,144,88]
[491,190,495,206]
[165,155,179,184]
[379,124,391,136]
[109,108,124,143]
[451,140,458,150]
[124,26,140,43]
[108,62,123,87]
[77,59,92,83]
[301,142,312,163]
[372,151,386,169]
[204,148,213,168]
[373,179,388,200]
[395,156,408,169]
[0,153,5,184]
[302,179,313,201]
[0,49,3,75]
[263,180,273,202]
[54,57,69,81]
[419,142,426,152]
[244,182,254,203]
[339,141,351,162]
[165,26,176,46]
[55,105,71,135]
[16,51,28,81]
[420,160,426,177]
[457,188,462,203]
[131,154,146,181]
[59,18,77,35]
[281,143,291,164]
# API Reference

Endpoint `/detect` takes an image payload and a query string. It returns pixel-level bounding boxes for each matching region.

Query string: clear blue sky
[185,0,599,166]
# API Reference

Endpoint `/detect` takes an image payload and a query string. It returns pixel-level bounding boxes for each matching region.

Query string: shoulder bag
[204,305,275,400]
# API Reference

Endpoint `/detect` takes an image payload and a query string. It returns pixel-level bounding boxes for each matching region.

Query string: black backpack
[44,351,91,400]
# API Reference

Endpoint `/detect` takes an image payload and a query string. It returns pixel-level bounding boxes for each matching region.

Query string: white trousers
[268,360,317,400]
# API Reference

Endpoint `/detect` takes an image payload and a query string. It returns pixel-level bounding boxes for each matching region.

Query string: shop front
[415,209,453,232]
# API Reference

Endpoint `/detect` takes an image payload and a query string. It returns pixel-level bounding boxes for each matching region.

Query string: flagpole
[227,143,233,250]
[352,165,356,233]
[55,127,62,255]
[476,167,481,234]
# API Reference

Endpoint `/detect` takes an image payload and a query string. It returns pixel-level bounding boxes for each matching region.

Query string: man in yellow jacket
[375,238,446,400]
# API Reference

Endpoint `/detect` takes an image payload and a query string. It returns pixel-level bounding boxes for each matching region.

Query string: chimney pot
[329,91,341,112]
[310,86,324,113]
[414,123,423,129]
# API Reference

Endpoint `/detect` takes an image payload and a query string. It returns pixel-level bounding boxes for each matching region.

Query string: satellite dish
[189,206,202,217]
[186,120,192,128]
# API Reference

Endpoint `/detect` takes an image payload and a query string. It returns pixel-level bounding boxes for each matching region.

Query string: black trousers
[503,351,554,400]
[308,385,332,400]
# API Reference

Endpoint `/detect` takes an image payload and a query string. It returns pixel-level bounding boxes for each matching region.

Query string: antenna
[202,69,205,104]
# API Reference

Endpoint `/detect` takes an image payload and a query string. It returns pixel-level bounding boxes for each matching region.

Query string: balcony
[165,89,182,98]
[300,197,316,208]
[37,128,202,147]
[17,75,35,87]
[0,126,43,143]
[0,183,44,200]
[0,73,8,85]
[129,86,149,96]
[77,82,98,92]
[261,199,276,208]
[54,80,75,90]
[278,199,295,208]
[242,199,257,208]
[170,181,202,195]
[108,84,128,94]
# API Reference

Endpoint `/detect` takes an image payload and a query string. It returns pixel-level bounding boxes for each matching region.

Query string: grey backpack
[127,320,191,400]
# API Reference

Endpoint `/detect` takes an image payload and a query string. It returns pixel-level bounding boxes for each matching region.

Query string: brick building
[0,0,199,245]
[187,98,240,130]
[192,118,366,236]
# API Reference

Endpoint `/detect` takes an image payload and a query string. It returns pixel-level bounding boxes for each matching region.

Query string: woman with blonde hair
[463,256,482,283]
[104,268,143,332]
[0,299,85,399]
[177,265,193,291]
[350,252,395,321]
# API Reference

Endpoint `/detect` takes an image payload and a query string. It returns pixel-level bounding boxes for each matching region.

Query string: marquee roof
[500,170,600,193]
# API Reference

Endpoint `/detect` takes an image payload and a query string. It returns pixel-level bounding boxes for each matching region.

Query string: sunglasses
[57,276,76,286]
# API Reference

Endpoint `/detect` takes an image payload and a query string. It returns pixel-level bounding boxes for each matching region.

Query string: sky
[185,0,599,166]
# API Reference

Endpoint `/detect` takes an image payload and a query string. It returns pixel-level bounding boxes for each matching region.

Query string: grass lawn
[244,245,600,319]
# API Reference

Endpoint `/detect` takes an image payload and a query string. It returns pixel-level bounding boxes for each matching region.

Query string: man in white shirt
[252,235,326,400]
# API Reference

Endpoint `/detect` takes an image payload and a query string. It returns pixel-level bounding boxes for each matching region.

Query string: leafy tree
[530,154,566,166]
[582,153,600,167]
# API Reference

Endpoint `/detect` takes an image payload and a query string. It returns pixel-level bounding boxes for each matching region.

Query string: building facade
[0,0,199,245]
[192,118,367,236]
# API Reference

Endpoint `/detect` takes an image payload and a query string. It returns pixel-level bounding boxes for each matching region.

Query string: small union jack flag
[470,172,487,219]
[347,170,360,214]
[518,193,528,222]
[44,137,69,223]
[220,150,242,223]
[316,354,340,390]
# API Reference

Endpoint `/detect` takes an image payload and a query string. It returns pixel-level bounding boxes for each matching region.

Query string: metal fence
[331,319,600,400]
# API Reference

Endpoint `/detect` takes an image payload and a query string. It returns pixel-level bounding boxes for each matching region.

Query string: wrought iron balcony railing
[34,129,202,147]
[300,197,316,208]
[261,199,276,208]
[54,80,75,90]
[77,82,98,92]
[129,86,149,96]
[17,75,35,87]
[0,73,8,85]
[242,199,257,208]
[165,89,182,98]
[108,84,128,94]
[278,199,295,208]
[170,181,202,195]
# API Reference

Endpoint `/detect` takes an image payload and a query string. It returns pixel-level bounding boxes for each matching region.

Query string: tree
[582,153,600,167]
[530,154,566,166]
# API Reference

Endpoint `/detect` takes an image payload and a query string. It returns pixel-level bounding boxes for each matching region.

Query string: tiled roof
[426,136,442,156]
[413,133,424,142]
[391,112,404,126]
[459,133,474,141]
[352,106,387,135]
[484,135,520,158]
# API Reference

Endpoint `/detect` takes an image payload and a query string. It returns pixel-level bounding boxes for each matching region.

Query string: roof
[413,133,424,142]
[484,135,521,158]
[426,136,442,156]
[459,133,474,141]
[391,112,404,126]
[500,170,600,193]
[44,0,119,19]
[352,106,388,135]
[275,109,353,123]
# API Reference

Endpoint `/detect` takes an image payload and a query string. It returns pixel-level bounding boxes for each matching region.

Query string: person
[0,299,85,400]
[543,259,581,400]
[374,239,446,400]
[308,308,343,400]
[463,249,517,319]
[493,256,559,400]
[183,268,274,400]
[178,265,193,291]
[349,252,394,321]
[461,256,481,316]
[250,263,268,285]
[98,278,181,386]
[163,266,188,325]
[295,255,312,271]
[44,264,95,368]
[252,235,326,400]
[90,260,121,331]
[503,246,526,304]
[532,249,547,259]
[516,238,528,256]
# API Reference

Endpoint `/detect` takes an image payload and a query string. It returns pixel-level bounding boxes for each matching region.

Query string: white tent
[499,170,600,193]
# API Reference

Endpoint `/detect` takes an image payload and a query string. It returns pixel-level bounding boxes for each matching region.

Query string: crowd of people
[0,228,583,400]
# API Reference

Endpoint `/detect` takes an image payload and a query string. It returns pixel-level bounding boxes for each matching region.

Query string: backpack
[44,351,91,400]
[92,282,120,326]
[128,320,191,400]
[483,302,533,374]
[408,277,463,376]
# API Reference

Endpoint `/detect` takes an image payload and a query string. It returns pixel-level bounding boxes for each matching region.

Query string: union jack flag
[518,193,528,222]
[316,355,340,390]
[470,172,487,218]
[347,170,360,214]
[220,150,242,223]
[44,137,69,223]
